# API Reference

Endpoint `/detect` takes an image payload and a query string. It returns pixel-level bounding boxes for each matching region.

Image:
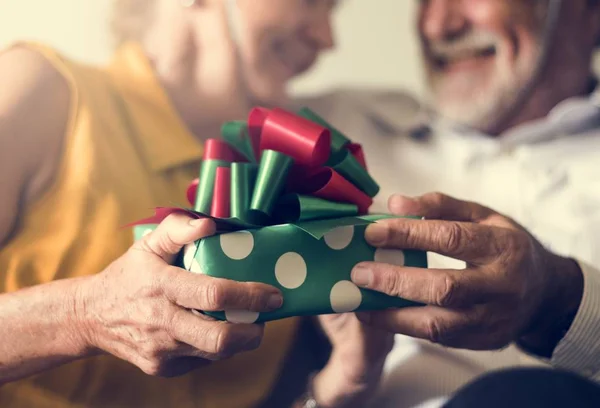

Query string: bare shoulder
[0,45,72,244]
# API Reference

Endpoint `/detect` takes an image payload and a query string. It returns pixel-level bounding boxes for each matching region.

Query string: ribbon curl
[133,107,380,231]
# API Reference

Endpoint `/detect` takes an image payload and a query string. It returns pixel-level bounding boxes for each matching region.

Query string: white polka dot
[183,243,203,274]
[225,310,260,324]
[330,281,362,313]
[323,226,354,250]
[183,243,197,270]
[374,248,405,266]
[275,252,307,289]
[142,228,153,237]
[189,260,203,274]
[220,231,254,260]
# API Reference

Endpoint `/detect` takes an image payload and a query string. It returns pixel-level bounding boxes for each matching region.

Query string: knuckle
[212,327,236,359]
[440,223,465,254]
[435,275,460,307]
[375,267,403,297]
[140,360,169,377]
[140,342,164,361]
[204,282,226,310]
[386,220,407,246]
[498,231,531,267]
[427,192,446,206]
[423,316,446,344]
[245,283,268,311]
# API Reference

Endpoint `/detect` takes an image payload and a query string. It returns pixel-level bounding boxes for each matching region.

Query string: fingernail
[351,265,372,287]
[188,218,204,227]
[365,223,389,245]
[267,294,284,310]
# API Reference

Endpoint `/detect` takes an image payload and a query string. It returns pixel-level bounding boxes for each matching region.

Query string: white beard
[425,38,544,131]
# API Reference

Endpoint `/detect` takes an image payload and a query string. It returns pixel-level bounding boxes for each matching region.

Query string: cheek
[470,1,544,68]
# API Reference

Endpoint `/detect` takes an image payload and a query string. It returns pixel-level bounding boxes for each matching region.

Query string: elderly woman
[0,1,393,407]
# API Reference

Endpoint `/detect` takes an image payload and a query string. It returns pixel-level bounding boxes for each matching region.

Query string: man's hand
[77,213,284,377]
[310,314,394,407]
[352,193,584,355]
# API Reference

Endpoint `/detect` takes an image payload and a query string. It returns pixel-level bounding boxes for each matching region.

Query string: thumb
[137,213,216,263]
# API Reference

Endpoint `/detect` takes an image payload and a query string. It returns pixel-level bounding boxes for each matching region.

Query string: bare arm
[0,48,283,385]
[0,46,83,382]
[0,46,68,245]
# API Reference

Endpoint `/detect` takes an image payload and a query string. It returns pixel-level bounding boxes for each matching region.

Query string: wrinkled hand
[352,193,583,354]
[76,213,283,377]
[311,314,394,408]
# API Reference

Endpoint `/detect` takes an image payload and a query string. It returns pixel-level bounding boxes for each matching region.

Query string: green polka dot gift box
[131,107,428,323]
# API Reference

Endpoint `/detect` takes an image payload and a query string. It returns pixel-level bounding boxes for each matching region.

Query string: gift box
[132,107,428,323]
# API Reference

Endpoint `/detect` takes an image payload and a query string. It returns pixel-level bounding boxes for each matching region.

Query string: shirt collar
[402,79,600,149]
[107,42,204,172]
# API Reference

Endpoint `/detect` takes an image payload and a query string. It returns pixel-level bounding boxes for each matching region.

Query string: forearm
[0,276,94,385]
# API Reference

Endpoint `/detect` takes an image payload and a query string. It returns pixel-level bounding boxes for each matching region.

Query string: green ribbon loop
[273,194,359,223]
[250,150,294,218]
[221,121,257,163]
[190,107,380,231]
[195,160,231,213]
[231,162,258,221]
[297,107,350,152]
[328,150,380,198]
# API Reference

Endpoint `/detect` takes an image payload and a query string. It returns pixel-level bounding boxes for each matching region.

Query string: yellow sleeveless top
[0,42,299,408]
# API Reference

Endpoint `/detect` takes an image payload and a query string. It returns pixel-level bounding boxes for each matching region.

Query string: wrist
[68,275,103,357]
[519,255,584,357]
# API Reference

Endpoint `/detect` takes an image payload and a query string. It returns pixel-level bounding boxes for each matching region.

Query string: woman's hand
[311,313,395,407]
[78,213,284,377]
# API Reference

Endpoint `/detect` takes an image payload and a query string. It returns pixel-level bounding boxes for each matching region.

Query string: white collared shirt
[298,88,600,404]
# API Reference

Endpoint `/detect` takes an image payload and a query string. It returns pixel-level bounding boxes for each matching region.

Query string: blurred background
[0,0,427,97]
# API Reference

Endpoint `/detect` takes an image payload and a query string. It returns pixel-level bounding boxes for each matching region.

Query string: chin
[430,79,519,132]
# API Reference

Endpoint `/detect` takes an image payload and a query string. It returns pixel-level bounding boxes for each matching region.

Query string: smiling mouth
[433,46,497,71]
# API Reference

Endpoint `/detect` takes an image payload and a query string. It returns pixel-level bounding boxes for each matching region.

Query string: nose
[307,14,336,50]
[420,0,468,42]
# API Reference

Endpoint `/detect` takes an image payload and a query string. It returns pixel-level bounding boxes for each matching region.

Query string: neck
[487,73,596,136]
[142,12,250,141]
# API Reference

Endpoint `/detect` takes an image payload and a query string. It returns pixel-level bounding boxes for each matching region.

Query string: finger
[137,213,216,263]
[364,217,507,263]
[351,264,500,307]
[388,192,495,223]
[170,309,264,359]
[357,306,486,347]
[161,267,284,312]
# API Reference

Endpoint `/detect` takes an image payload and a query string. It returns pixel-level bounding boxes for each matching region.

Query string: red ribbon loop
[204,139,247,162]
[299,168,373,214]
[250,107,331,167]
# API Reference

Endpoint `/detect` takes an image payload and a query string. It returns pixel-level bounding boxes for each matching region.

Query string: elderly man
[301,0,600,406]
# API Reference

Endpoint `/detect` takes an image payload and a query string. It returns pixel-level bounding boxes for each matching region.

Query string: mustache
[426,31,500,59]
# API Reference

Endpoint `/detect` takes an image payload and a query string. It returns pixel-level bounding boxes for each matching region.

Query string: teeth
[435,46,496,65]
